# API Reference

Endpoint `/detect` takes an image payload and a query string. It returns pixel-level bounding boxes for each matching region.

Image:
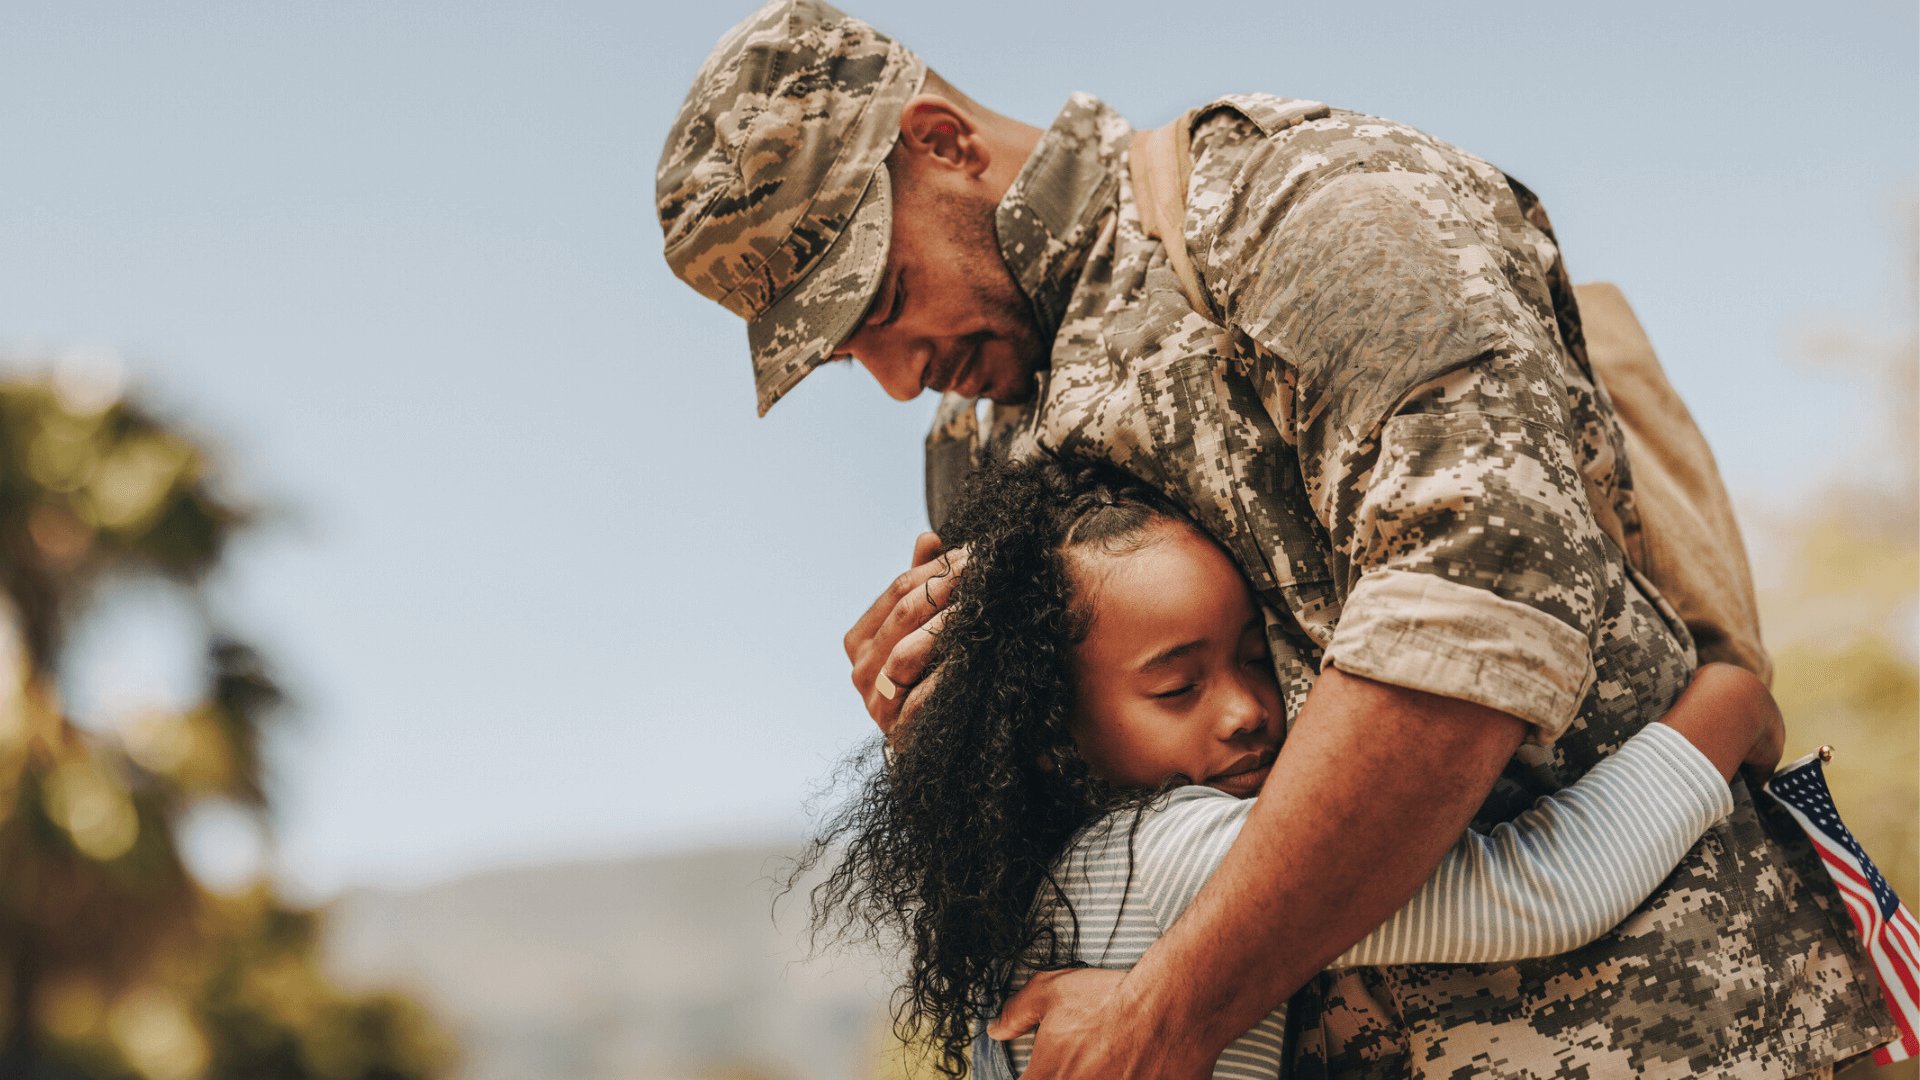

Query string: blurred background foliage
[1759,220,1918,1080]
[0,372,450,1079]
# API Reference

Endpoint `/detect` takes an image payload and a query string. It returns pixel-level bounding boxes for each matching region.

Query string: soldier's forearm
[1117,666,1529,1062]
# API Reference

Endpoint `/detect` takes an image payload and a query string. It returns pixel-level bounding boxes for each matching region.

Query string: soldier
[656,2,1896,1078]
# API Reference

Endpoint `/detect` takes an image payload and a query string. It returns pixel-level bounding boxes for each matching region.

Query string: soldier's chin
[983,378,1036,405]
[978,347,1042,404]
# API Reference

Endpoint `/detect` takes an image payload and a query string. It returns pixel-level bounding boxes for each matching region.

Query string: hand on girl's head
[846,533,970,736]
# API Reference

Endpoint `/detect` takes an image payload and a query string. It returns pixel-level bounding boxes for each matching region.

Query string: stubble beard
[942,191,1047,404]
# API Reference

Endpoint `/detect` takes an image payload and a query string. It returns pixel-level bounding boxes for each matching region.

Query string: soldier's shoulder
[1188,95,1460,166]
[1184,96,1506,234]
[1189,93,1330,139]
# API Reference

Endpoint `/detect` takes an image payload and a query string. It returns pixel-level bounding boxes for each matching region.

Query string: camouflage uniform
[924,93,1895,1079]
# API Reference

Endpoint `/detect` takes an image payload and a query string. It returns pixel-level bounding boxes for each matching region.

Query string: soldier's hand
[844,532,967,736]
[987,968,1212,1080]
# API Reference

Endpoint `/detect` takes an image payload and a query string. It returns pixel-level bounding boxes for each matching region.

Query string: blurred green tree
[0,374,451,1079]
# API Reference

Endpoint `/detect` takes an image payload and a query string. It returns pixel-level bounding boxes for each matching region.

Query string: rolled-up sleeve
[1327,569,1595,739]
[1320,394,1611,739]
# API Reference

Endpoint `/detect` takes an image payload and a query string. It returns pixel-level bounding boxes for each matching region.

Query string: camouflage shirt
[927,94,1894,1079]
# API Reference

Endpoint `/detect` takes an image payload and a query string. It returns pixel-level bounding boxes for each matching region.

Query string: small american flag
[1764,748,1919,1065]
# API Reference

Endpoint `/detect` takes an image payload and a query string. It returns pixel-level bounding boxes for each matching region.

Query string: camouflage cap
[658,0,928,415]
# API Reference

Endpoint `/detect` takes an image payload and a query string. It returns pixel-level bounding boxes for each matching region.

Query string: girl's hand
[1739,685,1787,781]
[1659,663,1785,783]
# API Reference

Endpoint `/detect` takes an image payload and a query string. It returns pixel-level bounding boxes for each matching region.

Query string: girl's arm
[1132,664,1779,967]
[1332,663,1776,967]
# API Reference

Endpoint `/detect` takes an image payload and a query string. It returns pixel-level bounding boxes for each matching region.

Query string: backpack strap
[1128,110,1212,319]
[1130,98,1329,320]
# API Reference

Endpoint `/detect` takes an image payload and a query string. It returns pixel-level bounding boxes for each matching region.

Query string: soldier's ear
[897,96,990,179]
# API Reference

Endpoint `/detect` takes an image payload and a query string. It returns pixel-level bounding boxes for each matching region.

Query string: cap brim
[747,165,892,416]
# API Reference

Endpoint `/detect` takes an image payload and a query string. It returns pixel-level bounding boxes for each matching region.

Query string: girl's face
[1066,521,1283,797]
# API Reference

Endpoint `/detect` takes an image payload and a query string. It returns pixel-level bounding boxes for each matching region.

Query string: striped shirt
[984,723,1733,1080]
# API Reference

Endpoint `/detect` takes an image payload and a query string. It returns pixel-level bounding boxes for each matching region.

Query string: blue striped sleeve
[1334,722,1732,966]
[1111,723,1729,966]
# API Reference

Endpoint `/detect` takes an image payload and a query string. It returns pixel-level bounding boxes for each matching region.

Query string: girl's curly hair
[797,455,1189,1079]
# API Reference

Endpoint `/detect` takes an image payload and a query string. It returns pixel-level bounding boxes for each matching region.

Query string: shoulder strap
[1128,110,1212,319]
[1130,99,1329,321]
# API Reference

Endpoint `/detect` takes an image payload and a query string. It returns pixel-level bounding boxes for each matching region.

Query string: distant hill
[320,845,901,1080]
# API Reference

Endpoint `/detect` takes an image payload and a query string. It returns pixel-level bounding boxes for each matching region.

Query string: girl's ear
[1036,752,1055,772]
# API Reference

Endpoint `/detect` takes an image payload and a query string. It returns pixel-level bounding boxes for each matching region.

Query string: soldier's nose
[855,350,923,401]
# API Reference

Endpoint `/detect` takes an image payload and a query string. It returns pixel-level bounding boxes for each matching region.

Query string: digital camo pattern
[656,0,926,415]
[932,93,1893,1077]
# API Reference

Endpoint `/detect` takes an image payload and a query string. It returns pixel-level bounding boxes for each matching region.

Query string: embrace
[656,3,1901,1077]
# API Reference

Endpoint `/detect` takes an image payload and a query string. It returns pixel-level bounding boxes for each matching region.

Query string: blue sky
[0,0,1912,895]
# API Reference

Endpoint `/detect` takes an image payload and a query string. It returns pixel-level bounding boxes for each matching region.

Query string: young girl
[803,456,1782,1080]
